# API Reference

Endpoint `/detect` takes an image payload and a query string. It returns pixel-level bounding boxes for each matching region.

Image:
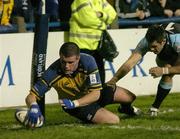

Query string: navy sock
[152,84,170,109]
[118,103,134,115]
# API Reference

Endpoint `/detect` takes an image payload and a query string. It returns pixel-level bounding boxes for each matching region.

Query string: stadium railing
[118,16,180,27]
[0,25,18,33]
[0,16,180,33]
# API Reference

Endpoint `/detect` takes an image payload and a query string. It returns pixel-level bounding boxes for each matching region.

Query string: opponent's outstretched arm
[108,52,142,84]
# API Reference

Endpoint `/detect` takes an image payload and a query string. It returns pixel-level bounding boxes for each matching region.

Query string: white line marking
[3,123,180,132]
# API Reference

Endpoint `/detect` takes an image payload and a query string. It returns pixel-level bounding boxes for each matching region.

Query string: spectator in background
[69,0,117,85]
[0,0,14,26]
[13,0,43,24]
[12,0,34,32]
[58,0,74,41]
[107,0,119,29]
[46,0,59,22]
[148,0,165,17]
[115,0,150,20]
[162,0,180,17]
[11,0,45,33]
[136,0,151,19]
[30,0,42,15]
[149,0,180,17]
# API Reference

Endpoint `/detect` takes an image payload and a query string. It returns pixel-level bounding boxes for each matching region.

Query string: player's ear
[162,38,166,45]
[76,55,80,60]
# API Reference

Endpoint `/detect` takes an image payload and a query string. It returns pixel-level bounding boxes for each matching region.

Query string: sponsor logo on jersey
[90,74,97,84]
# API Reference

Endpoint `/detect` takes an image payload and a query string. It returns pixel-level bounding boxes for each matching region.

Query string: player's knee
[105,114,120,124]
[111,115,120,124]
[126,90,136,101]
[100,115,120,124]
[92,108,120,124]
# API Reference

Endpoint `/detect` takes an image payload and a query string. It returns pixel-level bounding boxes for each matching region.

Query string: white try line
[5,123,180,132]
[106,125,180,131]
[58,124,180,132]
[2,108,180,131]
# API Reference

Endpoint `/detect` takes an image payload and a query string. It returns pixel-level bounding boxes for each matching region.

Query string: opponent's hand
[24,103,43,128]
[60,99,76,109]
[149,67,169,78]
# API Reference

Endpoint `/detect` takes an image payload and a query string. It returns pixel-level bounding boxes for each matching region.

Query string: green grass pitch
[0,92,180,139]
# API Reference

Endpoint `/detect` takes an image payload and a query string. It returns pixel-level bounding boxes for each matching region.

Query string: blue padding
[0,25,18,33]
[1,16,180,33]
[26,21,62,30]
[118,16,180,27]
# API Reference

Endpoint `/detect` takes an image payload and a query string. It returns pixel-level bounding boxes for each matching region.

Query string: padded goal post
[31,0,48,117]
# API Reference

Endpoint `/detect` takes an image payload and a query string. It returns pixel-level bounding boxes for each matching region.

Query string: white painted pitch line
[5,124,180,132]
[2,108,180,130]
[107,125,180,131]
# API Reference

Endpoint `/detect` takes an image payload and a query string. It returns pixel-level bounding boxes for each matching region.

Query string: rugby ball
[15,108,44,128]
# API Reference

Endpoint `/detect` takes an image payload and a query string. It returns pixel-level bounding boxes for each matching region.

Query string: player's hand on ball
[60,99,78,109]
[24,103,43,128]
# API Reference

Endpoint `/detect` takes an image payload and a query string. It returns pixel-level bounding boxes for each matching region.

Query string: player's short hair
[59,42,80,57]
[145,24,167,43]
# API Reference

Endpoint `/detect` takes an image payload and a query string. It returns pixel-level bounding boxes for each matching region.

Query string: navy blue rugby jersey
[30,53,102,100]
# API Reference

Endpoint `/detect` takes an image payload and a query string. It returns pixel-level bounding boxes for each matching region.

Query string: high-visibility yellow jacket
[69,0,117,50]
[0,0,3,15]
[0,0,14,25]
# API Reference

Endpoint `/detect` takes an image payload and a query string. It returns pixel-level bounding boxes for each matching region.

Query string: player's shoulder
[79,53,98,71]
[42,59,61,82]
[48,59,61,70]
[136,37,148,49]
[169,33,180,44]
[80,53,96,63]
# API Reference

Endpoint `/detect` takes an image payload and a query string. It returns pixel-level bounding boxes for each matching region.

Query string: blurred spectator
[115,0,150,20]
[0,0,14,26]
[107,0,119,29]
[46,0,59,22]
[11,0,35,32]
[30,0,42,15]
[58,0,74,41]
[12,0,44,23]
[163,0,180,17]
[58,0,74,31]
[136,0,151,19]
[149,0,180,17]
[148,0,165,17]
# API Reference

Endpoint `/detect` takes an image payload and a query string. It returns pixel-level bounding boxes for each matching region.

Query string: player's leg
[63,103,119,124]
[114,86,141,116]
[149,74,173,116]
[149,58,174,116]
[92,108,120,124]
[98,85,141,116]
[113,86,136,103]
